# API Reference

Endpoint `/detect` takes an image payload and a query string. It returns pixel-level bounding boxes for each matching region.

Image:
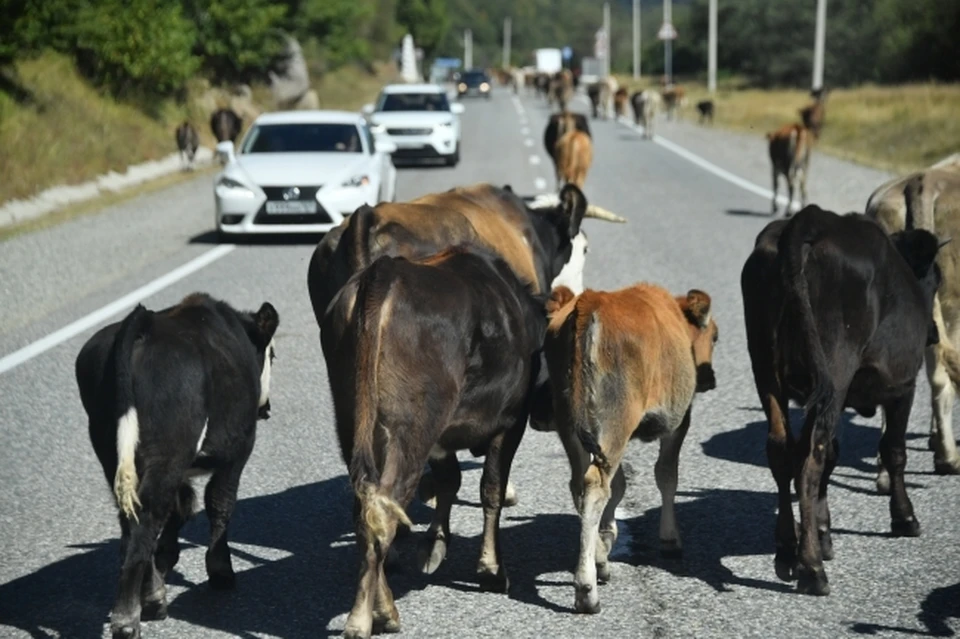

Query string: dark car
[457,70,491,99]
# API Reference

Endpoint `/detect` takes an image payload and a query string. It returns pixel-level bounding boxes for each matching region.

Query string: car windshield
[378,92,450,112]
[240,123,363,154]
[462,72,487,85]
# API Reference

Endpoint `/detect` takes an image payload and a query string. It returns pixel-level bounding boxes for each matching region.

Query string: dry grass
[0,53,397,206]
[612,74,960,174]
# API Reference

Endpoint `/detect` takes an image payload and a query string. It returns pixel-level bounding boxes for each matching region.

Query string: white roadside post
[503,17,511,68]
[812,0,827,91]
[708,0,717,93]
[633,0,641,79]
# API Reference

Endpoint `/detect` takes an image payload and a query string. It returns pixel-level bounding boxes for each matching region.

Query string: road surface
[1,86,957,639]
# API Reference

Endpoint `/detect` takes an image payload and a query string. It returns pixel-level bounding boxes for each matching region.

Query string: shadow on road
[189,230,325,246]
[725,208,776,218]
[848,580,960,637]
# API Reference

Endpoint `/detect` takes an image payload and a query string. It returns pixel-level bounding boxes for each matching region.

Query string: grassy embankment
[613,75,960,175]
[0,52,398,207]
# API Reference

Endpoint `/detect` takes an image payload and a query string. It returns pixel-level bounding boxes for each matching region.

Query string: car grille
[387,127,433,136]
[253,185,333,225]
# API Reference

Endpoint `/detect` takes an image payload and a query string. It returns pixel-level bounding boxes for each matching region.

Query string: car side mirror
[361,103,375,115]
[450,103,465,115]
[377,139,397,154]
[216,140,236,164]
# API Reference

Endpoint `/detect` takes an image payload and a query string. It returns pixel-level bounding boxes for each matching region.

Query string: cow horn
[584,205,627,223]
[938,237,953,249]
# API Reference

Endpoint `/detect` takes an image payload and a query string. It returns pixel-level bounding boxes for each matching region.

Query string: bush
[72,0,200,96]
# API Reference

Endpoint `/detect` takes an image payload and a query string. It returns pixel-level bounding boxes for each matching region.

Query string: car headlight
[480,82,490,91]
[370,124,386,134]
[217,176,255,197]
[342,175,370,188]
[458,83,467,92]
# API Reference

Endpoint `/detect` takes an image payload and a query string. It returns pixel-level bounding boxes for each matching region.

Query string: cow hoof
[660,539,683,560]
[343,625,372,639]
[891,517,922,537]
[934,457,960,475]
[875,471,891,495]
[774,550,799,582]
[596,562,611,584]
[140,599,168,621]
[208,571,236,591]
[373,612,401,634]
[503,481,518,508]
[417,534,448,574]
[111,623,141,639]
[477,568,509,593]
[796,568,830,596]
[574,586,601,614]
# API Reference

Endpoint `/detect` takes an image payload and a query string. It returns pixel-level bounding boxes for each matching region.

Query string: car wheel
[446,144,460,167]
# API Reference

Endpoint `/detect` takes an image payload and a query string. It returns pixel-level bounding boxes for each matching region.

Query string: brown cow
[545,112,592,189]
[551,69,574,111]
[555,129,593,190]
[613,87,628,119]
[661,85,686,120]
[537,283,718,614]
[767,122,813,216]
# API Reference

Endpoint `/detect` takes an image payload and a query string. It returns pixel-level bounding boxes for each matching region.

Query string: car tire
[446,144,460,167]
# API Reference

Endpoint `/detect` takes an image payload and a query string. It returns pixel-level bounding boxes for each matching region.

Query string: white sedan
[213,110,397,238]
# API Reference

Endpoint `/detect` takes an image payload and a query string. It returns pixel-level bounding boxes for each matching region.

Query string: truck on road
[535,48,562,74]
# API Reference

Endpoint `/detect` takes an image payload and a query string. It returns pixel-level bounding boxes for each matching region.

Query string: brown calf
[613,87,628,119]
[555,130,593,190]
[540,283,718,614]
[661,85,686,120]
[767,123,813,216]
[799,88,827,139]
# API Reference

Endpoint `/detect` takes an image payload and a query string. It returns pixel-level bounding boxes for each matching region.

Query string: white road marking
[524,139,534,147]
[529,155,542,166]
[0,244,236,375]
[620,119,792,208]
[534,178,547,191]
[521,127,530,136]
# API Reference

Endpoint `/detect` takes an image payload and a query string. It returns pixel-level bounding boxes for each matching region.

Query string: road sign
[657,22,677,40]
[562,46,573,60]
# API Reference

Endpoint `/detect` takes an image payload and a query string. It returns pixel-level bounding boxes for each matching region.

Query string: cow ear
[558,184,587,238]
[680,289,712,328]
[255,302,279,343]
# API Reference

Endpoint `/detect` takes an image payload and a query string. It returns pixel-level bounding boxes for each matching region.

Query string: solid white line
[620,118,792,208]
[0,244,236,375]
[521,127,530,136]
[534,178,547,191]
[529,155,542,166]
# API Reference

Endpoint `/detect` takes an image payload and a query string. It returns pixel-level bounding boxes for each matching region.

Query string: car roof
[381,83,447,95]
[251,110,365,126]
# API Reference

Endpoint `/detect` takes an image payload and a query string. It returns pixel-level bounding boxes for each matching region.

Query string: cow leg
[111,483,177,639]
[418,452,461,574]
[785,172,796,218]
[771,168,780,215]
[204,457,249,590]
[139,483,191,621]
[762,389,799,581]
[476,422,524,593]
[574,453,622,615]
[345,498,382,639]
[881,390,922,538]
[798,165,809,209]
[595,465,625,584]
[795,389,844,596]
[817,437,839,561]
[656,407,693,559]
[930,329,960,474]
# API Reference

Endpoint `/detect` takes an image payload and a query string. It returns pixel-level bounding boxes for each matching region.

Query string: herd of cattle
[74,80,960,639]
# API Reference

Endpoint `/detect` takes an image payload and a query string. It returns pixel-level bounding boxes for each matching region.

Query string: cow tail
[112,304,152,522]
[570,305,608,470]
[350,262,411,547]
[780,219,833,424]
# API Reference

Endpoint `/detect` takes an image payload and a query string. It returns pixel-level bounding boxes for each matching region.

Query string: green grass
[613,75,960,174]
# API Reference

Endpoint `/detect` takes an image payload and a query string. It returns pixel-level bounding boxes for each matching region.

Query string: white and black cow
[76,292,278,639]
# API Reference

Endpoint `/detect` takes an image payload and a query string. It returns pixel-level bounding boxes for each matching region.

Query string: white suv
[363,84,464,166]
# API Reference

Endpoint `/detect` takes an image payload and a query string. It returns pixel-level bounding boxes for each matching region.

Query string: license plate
[266,200,316,214]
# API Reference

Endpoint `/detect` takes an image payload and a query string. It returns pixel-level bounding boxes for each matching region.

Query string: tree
[396,0,449,60]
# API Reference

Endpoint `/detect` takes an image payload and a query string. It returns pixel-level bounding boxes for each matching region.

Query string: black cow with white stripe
[76,292,278,639]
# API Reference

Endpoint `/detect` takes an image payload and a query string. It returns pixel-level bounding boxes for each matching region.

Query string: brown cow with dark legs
[321,245,548,638]
[544,112,592,189]
[742,205,944,596]
[767,122,813,216]
[555,128,593,189]
[800,88,827,140]
[535,283,718,614]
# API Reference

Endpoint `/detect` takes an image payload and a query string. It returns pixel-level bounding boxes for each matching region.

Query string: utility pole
[812,0,826,90]
[464,28,473,70]
[707,0,717,93]
[633,0,641,79]
[663,0,672,85]
[603,2,611,78]
[503,17,511,68]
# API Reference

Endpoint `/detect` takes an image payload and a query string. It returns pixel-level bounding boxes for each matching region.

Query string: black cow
[587,83,601,119]
[175,121,199,169]
[696,99,714,125]
[210,108,243,144]
[321,245,547,638]
[76,293,279,639]
[742,205,943,597]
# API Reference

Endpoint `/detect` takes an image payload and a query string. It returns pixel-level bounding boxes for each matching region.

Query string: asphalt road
[1,86,958,639]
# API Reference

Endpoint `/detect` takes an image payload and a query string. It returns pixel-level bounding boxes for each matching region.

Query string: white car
[213,110,397,238]
[362,84,464,166]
